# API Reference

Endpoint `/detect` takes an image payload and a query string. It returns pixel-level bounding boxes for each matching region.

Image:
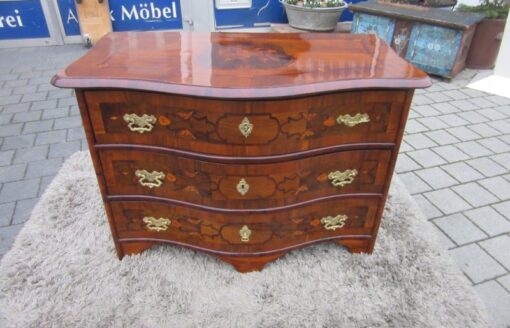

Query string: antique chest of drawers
[52,31,430,272]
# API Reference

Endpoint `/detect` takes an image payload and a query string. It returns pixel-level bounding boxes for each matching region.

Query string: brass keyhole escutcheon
[239,225,251,242]
[239,117,254,138]
[236,178,250,196]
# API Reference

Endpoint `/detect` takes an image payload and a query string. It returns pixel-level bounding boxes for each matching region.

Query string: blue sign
[56,0,182,34]
[57,0,80,36]
[0,0,50,40]
[110,0,182,31]
[214,0,287,30]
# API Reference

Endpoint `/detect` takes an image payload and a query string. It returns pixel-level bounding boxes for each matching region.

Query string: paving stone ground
[1,45,509,327]
[398,69,510,327]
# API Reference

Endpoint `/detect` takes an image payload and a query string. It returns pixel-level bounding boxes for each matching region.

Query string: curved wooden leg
[335,238,372,254]
[118,241,156,259]
[213,253,286,273]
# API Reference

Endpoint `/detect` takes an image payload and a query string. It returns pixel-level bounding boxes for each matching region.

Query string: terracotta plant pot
[466,18,506,69]
[283,2,348,31]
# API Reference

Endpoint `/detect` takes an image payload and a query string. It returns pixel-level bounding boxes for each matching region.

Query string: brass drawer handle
[336,113,370,127]
[328,169,358,188]
[236,178,250,196]
[143,216,171,232]
[239,117,254,138]
[321,214,348,231]
[123,113,157,133]
[239,225,252,242]
[135,169,165,189]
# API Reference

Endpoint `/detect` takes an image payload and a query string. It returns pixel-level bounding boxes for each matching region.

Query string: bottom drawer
[111,198,379,255]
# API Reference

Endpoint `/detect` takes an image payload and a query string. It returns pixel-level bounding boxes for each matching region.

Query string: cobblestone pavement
[1,45,509,327]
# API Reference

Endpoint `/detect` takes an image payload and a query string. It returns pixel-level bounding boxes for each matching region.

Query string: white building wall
[495,14,510,78]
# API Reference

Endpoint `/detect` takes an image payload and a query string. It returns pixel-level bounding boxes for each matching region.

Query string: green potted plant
[282,0,348,31]
[457,0,509,68]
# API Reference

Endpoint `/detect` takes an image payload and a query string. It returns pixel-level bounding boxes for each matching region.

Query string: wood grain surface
[111,197,378,255]
[86,89,406,156]
[59,31,422,272]
[100,149,390,209]
[51,32,430,98]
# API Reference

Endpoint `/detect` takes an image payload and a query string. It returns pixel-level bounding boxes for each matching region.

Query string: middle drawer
[100,149,391,209]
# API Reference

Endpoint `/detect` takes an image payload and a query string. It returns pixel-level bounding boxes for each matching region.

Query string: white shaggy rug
[0,152,489,328]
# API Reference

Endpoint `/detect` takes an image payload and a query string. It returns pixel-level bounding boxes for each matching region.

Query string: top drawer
[85,90,408,156]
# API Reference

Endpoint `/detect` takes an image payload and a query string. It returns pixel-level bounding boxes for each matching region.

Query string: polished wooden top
[52,31,431,98]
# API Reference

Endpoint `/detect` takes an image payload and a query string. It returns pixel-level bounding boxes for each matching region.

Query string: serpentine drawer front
[99,149,391,209]
[51,31,430,272]
[110,198,378,254]
[85,89,407,156]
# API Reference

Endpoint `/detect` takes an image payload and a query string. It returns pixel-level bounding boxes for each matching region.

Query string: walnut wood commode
[52,31,430,272]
